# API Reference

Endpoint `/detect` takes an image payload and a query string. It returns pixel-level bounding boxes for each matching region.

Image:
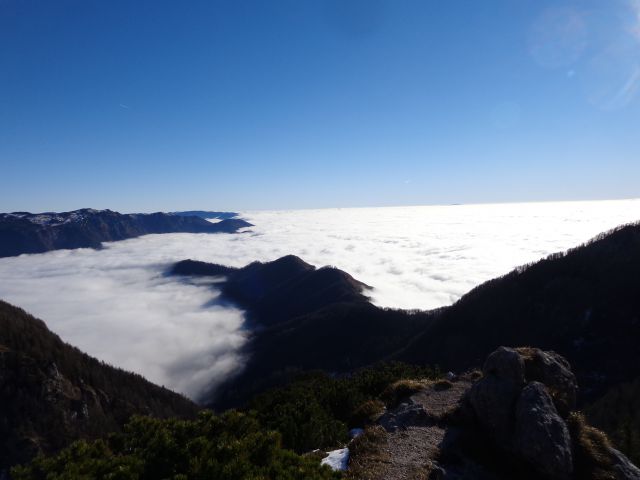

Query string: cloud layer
[0,199,638,400]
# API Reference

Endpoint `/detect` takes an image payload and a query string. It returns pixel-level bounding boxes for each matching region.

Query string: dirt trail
[369,380,473,480]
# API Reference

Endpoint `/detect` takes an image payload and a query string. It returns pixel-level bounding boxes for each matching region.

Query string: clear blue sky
[1,0,639,212]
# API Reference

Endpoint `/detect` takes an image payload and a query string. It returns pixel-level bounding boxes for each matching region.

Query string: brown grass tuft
[568,412,616,480]
[515,346,537,361]
[351,399,386,426]
[382,379,427,406]
[345,425,389,480]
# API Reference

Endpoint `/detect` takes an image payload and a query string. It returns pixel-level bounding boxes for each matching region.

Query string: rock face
[469,347,574,479]
[352,347,640,480]
[516,347,577,416]
[610,447,640,480]
[513,382,573,480]
[466,346,639,480]
[469,347,525,444]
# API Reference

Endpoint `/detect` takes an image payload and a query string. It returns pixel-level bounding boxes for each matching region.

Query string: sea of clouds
[0,199,638,400]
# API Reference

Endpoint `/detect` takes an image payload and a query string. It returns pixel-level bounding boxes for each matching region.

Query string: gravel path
[365,379,473,480]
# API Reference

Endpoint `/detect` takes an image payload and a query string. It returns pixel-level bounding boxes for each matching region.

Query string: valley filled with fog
[0,199,638,400]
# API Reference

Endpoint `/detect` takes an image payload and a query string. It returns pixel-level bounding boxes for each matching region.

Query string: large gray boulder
[469,347,525,443]
[458,347,640,480]
[514,382,573,480]
[482,346,526,384]
[516,347,577,416]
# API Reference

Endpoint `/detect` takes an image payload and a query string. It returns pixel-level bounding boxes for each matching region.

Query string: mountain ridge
[169,221,640,412]
[0,208,252,257]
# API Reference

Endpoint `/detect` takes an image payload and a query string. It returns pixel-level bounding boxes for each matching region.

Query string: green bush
[249,362,437,452]
[11,362,437,479]
[11,411,340,480]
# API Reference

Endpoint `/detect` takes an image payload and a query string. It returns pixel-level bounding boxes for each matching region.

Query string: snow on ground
[321,448,350,471]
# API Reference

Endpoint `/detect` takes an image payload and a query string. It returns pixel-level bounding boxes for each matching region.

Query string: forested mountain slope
[0,301,198,471]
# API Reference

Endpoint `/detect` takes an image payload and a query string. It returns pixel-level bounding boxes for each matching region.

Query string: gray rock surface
[379,402,431,432]
[514,382,573,480]
[469,347,525,443]
[610,447,640,480]
[468,375,519,443]
[482,346,525,384]
[517,348,577,416]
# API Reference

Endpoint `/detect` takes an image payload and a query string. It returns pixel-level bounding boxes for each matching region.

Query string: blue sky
[1,0,639,212]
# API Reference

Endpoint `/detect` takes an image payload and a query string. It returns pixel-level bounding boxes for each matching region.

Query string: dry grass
[345,425,390,480]
[568,412,616,480]
[382,379,429,406]
[352,399,386,426]
[515,346,537,360]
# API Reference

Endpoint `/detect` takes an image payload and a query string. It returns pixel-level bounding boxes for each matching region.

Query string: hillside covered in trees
[0,301,198,471]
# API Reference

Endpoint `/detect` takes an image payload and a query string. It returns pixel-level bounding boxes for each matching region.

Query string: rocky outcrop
[468,347,574,479]
[465,346,638,480]
[513,382,573,480]
[515,347,577,416]
[468,347,525,444]
[349,347,640,480]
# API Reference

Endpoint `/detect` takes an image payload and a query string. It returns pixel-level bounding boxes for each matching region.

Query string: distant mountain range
[0,209,252,257]
[171,210,239,220]
[170,222,640,411]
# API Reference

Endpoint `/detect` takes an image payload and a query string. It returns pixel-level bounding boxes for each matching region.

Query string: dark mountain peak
[315,265,370,288]
[242,254,315,278]
[170,259,237,277]
[170,255,370,327]
[270,253,313,269]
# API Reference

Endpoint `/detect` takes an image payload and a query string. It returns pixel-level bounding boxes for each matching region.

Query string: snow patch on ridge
[321,448,349,471]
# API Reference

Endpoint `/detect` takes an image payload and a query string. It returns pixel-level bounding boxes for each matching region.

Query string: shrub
[11,411,341,480]
[381,379,427,406]
[344,426,389,480]
[249,363,437,453]
[568,412,616,480]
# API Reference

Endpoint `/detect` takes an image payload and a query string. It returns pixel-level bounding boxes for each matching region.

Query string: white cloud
[0,199,638,400]
[631,0,640,41]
